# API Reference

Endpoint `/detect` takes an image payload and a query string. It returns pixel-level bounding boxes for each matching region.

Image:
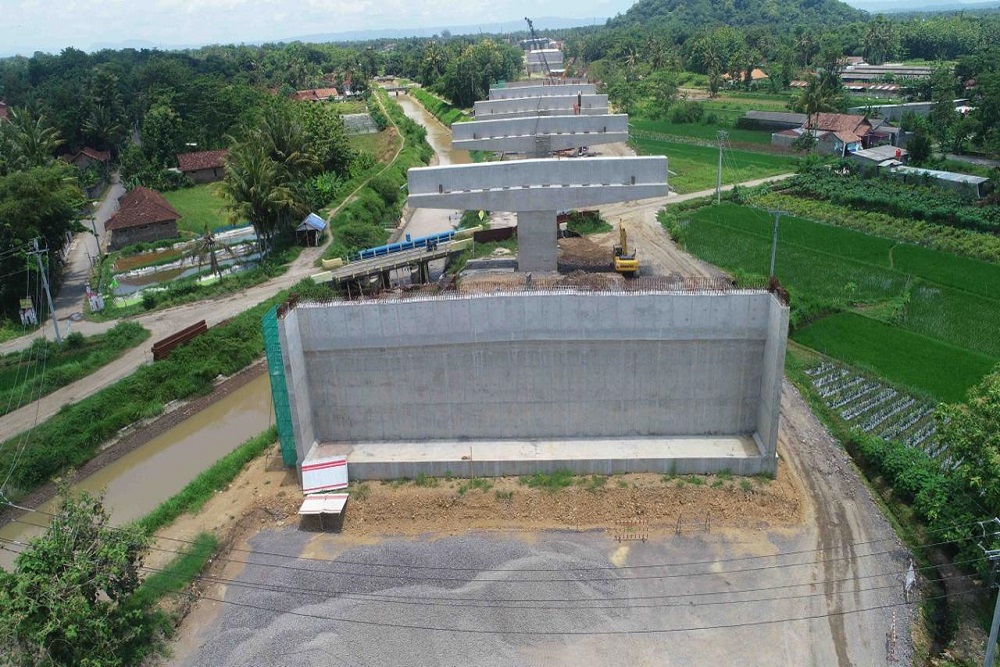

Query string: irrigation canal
[0,95,459,569]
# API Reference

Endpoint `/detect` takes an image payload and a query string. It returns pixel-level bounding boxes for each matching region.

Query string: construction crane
[612,223,639,277]
[524,17,556,84]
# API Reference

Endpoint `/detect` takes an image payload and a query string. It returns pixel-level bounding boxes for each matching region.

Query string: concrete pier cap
[488,83,597,100]
[452,114,629,153]
[407,156,668,272]
[474,95,609,120]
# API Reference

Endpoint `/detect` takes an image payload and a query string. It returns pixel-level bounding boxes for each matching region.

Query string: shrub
[65,331,85,348]
[369,175,400,206]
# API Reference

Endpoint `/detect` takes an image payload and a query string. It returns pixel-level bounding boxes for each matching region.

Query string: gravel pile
[183,531,634,666]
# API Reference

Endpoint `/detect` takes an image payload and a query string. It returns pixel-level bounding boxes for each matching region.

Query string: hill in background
[608,0,865,29]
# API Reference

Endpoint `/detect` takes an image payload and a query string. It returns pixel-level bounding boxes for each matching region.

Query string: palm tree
[187,226,241,278]
[863,15,895,66]
[797,73,844,150]
[218,142,307,255]
[4,108,63,170]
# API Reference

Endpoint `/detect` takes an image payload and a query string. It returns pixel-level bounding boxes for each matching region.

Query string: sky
[0,0,988,57]
[0,0,632,56]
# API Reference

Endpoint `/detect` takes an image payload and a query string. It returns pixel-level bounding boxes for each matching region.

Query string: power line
[2,531,979,607]
[1,503,960,581]
[0,514,973,589]
[162,586,947,637]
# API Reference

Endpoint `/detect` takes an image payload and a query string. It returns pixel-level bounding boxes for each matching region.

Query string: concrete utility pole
[768,210,786,280]
[716,130,728,205]
[30,238,61,344]
[980,518,1000,667]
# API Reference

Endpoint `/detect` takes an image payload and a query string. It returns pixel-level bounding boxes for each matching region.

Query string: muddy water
[0,373,271,569]
[395,94,471,168]
[394,94,471,241]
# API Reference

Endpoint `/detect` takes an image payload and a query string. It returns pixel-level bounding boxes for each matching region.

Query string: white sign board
[301,455,348,494]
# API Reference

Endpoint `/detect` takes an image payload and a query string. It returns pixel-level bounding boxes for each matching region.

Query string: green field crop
[792,312,994,403]
[630,136,796,193]
[906,284,1000,358]
[892,244,1000,299]
[675,203,1000,395]
[162,184,228,235]
[683,207,907,305]
[629,118,773,145]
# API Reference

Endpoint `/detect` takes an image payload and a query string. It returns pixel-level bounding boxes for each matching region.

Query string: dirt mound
[558,236,612,269]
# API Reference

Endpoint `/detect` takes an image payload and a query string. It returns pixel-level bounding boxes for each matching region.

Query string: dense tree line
[381,38,523,107]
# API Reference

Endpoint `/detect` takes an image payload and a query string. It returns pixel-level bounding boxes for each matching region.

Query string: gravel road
[172,382,915,667]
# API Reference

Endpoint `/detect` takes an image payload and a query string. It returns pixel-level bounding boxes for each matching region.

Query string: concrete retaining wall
[279,291,788,475]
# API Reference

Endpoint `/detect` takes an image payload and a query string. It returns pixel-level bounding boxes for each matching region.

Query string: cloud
[1,0,634,55]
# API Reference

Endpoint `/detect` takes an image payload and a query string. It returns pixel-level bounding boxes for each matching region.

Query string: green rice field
[630,137,796,194]
[674,204,1000,399]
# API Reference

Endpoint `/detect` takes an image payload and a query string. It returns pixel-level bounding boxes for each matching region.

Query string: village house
[291,88,339,102]
[105,186,181,250]
[176,149,228,184]
[771,113,898,157]
[60,147,111,170]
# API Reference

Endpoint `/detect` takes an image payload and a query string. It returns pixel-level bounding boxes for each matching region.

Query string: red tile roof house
[176,149,228,184]
[105,187,181,250]
[60,147,111,170]
[291,88,338,102]
[771,113,891,157]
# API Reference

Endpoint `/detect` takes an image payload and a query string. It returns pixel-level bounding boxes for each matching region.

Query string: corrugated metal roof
[298,212,328,232]
[893,166,989,185]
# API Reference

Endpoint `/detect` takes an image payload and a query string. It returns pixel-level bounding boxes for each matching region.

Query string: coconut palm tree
[187,226,241,278]
[3,108,63,171]
[863,15,896,66]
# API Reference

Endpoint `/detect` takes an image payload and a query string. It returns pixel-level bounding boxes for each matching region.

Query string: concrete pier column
[517,210,558,272]
[380,270,391,289]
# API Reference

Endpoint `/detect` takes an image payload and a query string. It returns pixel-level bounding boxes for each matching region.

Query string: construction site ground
[162,381,915,667]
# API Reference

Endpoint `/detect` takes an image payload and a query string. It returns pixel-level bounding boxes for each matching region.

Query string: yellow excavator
[612,223,639,276]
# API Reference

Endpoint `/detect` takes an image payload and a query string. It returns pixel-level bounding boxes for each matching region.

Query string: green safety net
[262,305,297,467]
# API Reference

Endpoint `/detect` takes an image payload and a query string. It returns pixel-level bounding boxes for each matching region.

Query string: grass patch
[520,469,574,492]
[457,477,493,495]
[322,90,432,262]
[348,127,400,164]
[581,475,608,492]
[130,532,218,610]
[0,322,149,416]
[630,136,796,194]
[162,184,228,236]
[565,210,612,235]
[792,312,993,403]
[686,475,705,486]
[495,489,513,502]
[630,117,774,145]
[413,472,439,488]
